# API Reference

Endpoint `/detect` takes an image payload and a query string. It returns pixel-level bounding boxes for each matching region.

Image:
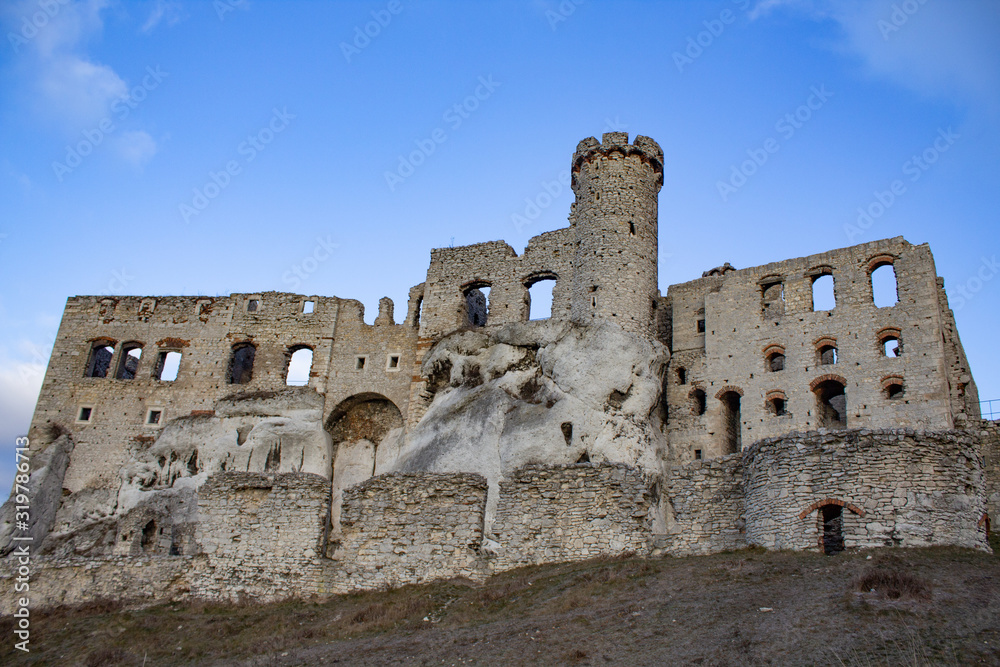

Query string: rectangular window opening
[77,406,93,423]
[146,409,162,425]
[388,355,400,369]
[303,300,315,314]
[694,449,702,460]
[355,356,366,370]
[247,299,259,312]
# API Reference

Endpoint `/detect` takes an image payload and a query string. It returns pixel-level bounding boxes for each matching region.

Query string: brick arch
[866,253,897,273]
[876,326,901,341]
[460,279,493,292]
[797,498,866,520]
[807,264,834,278]
[812,335,837,349]
[522,270,558,287]
[714,385,744,400]
[809,374,847,392]
[762,343,785,356]
[765,389,786,401]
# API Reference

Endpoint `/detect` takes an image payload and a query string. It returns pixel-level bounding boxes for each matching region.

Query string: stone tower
[569,132,664,337]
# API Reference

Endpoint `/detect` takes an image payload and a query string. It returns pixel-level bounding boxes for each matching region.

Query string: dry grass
[3,546,999,666]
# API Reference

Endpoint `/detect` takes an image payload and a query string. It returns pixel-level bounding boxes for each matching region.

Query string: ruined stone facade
[1,133,993,610]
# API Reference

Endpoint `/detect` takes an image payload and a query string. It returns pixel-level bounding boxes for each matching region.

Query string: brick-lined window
[811,375,847,428]
[115,343,143,380]
[84,341,115,378]
[868,255,899,308]
[815,337,837,366]
[877,327,902,357]
[764,344,785,372]
[766,390,787,416]
[882,375,905,400]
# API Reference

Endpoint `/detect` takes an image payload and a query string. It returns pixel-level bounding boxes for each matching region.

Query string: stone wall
[743,430,988,552]
[661,454,746,555]
[192,472,330,600]
[980,420,1000,523]
[492,464,652,570]
[328,472,489,591]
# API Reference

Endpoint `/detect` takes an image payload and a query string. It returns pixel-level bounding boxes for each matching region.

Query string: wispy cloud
[751,0,1000,115]
[114,129,158,167]
[141,0,184,34]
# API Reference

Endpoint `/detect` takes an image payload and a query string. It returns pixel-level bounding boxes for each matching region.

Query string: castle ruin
[2,133,996,609]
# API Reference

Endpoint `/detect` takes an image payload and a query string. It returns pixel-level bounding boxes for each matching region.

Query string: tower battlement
[572,132,664,189]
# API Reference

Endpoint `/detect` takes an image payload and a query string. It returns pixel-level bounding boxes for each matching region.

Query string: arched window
[815,337,837,366]
[463,283,491,327]
[84,341,115,378]
[228,343,256,385]
[812,376,847,428]
[869,256,899,308]
[760,278,784,319]
[764,345,785,372]
[877,327,902,357]
[154,350,182,381]
[811,270,835,311]
[719,390,742,454]
[285,346,313,386]
[525,274,557,320]
[766,391,787,416]
[115,343,143,380]
[882,375,905,400]
[691,388,707,416]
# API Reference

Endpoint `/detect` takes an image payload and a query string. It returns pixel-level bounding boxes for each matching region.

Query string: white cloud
[752,0,1000,115]
[141,0,184,34]
[114,129,158,167]
[38,54,128,129]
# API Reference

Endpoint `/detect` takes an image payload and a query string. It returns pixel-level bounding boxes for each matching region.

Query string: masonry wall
[743,430,988,552]
[328,472,489,591]
[980,420,1000,524]
[664,237,962,460]
[192,472,330,600]
[661,455,746,555]
[492,464,652,570]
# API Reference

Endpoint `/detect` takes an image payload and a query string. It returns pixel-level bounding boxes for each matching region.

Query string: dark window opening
[871,263,898,308]
[767,351,785,372]
[153,351,181,382]
[815,379,847,428]
[388,355,400,369]
[355,356,366,370]
[85,343,115,378]
[692,388,707,416]
[228,344,256,385]
[576,452,590,463]
[676,367,687,384]
[265,445,280,472]
[465,285,490,326]
[141,520,157,553]
[78,407,93,422]
[768,397,786,416]
[821,504,844,555]
[561,422,573,445]
[303,300,315,314]
[285,347,313,386]
[885,382,904,400]
[629,221,635,235]
[818,345,837,365]
[147,410,162,425]
[694,449,702,460]
[696,319,706,333]
[247,299,259,312]
[116,344,143,379]
[812,273,835,311]
[720,391,741,454]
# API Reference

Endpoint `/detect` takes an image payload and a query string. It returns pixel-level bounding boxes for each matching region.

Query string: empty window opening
[871,263,898,308]
[720,391,741,454]
[576,452,591,463]
[302,300,315,314]
[629,221,635,235]
[147,409,162,425]
[285,347,313,386]
[768,397,787,416]
[814,379,847,428]
[154,351,181,382]
[387,354,400,370]
[115,344,143,380]
[527,277,556,320]
[767,351,785,372]
[78,406,93,422]
[415,297,423,326]
[761,281,785,319]
[141,520,157,553]
[821,505,844,555]
[691,389,707,416]
[265,445,280,472]
[228,344,256,385]
[883,337,900,357]
[561,422,573,445]
[818,345,838,365]
[465,285,490,326]
[676,367,687,385]
[187,451,198,475]
[885,380,905,400]
[355,356,367,370]
[694,449,702,460]
[247,299,259,312]
[85,342,115,378]
[811,273,835,311]
[697,319,706,333]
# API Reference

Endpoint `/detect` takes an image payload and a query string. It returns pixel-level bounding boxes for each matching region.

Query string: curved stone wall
[743,430,988,552]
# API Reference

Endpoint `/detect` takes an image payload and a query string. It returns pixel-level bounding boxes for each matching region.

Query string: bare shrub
[853,567,932,601]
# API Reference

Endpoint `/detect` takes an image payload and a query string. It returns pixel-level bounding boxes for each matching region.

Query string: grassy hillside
[4,539,1000,666]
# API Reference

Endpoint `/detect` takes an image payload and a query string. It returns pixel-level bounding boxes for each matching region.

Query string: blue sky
[1,0,998,496]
